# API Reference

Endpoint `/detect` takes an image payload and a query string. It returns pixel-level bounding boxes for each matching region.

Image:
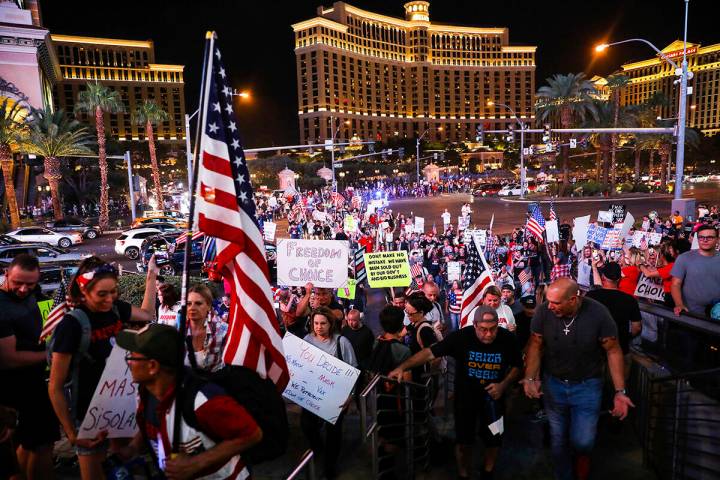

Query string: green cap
[116,323,180,368]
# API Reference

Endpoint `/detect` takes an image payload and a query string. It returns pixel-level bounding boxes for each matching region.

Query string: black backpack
[180,365,288,465]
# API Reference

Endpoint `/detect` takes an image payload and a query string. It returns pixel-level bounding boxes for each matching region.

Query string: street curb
[499,195,674,204]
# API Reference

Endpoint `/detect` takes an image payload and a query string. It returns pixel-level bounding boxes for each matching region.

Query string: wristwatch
[614,388,627,396]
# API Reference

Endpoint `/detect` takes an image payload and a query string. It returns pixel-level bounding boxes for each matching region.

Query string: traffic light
[506,124,515,144]
[398,147,404,158]
[579,137,589,149]
[542,124,551,143]
[475,125,484,144]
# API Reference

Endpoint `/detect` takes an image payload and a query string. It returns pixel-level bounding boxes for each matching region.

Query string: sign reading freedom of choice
[78,345,138,439]
[364,251,412,288]
[277,239,349,288]
[282,333,360,424]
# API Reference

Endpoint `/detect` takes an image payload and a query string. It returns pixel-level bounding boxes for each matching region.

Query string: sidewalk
[501,193,673,204]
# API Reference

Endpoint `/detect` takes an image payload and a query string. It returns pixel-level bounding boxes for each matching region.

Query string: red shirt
[620,265,640,296]
[657,262,674,293]
[358,236,374,253]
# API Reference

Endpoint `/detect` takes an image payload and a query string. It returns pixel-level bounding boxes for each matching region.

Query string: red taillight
[118,240,125,246]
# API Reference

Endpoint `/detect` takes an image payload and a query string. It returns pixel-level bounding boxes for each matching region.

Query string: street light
[488,100,528,199]
[416,126,442,184]
[595,0,691,200]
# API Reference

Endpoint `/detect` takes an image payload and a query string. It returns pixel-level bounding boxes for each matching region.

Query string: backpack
[367,338,403,393]
[180,365,289,465]
[46,309,93,422]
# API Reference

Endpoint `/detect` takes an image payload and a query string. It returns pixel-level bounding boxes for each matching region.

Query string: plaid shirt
[550,263,572,282]
[186,315,228,373]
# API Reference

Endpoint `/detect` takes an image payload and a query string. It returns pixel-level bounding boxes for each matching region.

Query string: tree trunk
[659,146,669,190]
[0,145,20,228]
[649,149,655,179]
[147,121,163,209]
[44,156,63,220]
[634,148,642,185]
[595,150,602,181]
[610,91,620,195]
[96,105,109,229]
[601,144,610,185]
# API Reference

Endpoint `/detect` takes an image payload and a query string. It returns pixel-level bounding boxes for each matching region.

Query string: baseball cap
[599,262,622,281]
[520,296,536,307]
[116,324,180,368]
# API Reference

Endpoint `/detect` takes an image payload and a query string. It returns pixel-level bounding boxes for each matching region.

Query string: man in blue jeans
[522,278,634,480]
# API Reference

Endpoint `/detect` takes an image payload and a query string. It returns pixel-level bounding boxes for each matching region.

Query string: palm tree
[606,75,631,193]
[656,121,700,191]
[133,100,169,209]
[74,82,124,229]
[0,99,28,228]
[626,92,670,185]
[23,107,93,220]
[536,73,599,195]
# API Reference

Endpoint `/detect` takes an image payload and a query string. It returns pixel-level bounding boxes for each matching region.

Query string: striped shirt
[448,290,463,314]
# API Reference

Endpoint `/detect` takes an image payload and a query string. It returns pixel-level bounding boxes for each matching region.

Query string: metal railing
[285,449,316,480]
[360,374,433,479]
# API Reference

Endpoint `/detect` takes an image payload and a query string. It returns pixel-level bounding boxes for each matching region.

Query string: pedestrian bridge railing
[284,449,316,480]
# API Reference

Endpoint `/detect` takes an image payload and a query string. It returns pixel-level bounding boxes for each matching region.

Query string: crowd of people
[1,177,719,480]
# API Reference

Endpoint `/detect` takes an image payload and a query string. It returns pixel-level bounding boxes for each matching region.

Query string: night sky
[41,0,715,147]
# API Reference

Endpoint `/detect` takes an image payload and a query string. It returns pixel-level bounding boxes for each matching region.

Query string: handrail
[360,373,429,398]
[285,449,315,480]
[638,300,720,336]
[649,367,720,384]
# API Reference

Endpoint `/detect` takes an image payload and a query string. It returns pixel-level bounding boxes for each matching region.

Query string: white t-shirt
[495,304,516,330]
[157,303,181,327]
[441,212,451,225]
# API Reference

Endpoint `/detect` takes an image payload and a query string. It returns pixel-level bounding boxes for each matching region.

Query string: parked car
[473,183,503,197]
[137,232,204,276]
[0,262,79,295]
[131,215,188,229]
[114,228,162,259]
[497,184,526,196]
[6,227,82,248]
[129,222,182,233]
[0,243,90,264]
[46,218,102,239]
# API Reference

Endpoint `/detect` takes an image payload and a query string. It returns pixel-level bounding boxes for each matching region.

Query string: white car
[115,228,161,259]
[497,184,525,196]
[6,227,82,248]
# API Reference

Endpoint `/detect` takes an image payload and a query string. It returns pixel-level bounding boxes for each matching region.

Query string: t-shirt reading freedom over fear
[430,327,522,397]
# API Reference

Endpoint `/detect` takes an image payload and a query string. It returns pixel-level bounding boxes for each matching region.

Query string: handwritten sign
[414,217,425,233]
[573,215,591,247]
[277,239,349,288]
[78,345,138,439]
[364,251,412,288]
[458,215,470,230]
[343,215,357,233]
[282,333,360,424]
[463,229,486,247]
[609,204,627,223]
[545,220,559,243]
[38,299,53,325]
[597,210,614,223]
[337,279,357,300]
[447,261,461,282]
[263,222,277,242]
[632,231,662,248]
[634,273,665,301]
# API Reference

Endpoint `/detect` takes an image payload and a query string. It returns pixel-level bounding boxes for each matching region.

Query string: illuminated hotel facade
[292,1,536,145]
[50,35,186,143]
[619,40,720,136]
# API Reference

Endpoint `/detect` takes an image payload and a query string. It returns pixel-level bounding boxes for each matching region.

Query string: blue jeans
[544,375,603,480]
[448,312,460,331]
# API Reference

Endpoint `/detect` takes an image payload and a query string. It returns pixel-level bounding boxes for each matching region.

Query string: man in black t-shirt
[523,278,634,480]
[390,306,522,480]
[341,309,375,371]
[0,254,58,479]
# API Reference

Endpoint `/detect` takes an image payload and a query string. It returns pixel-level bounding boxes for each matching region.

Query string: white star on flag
[228,121,237,132]
[213,102,221,112]
[219,67,226,78]
[236,174,245,184]
[225,103,233,114]
[215,49,221,59]
[208,123,219,133]
[231,139,240,149]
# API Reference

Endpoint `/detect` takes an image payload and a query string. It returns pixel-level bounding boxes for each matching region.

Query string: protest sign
[587,224,609,246]
[447,261,461,282]
[414,216,425,233]
[609,204,627,223]
[263,222,277,242]
[364,251,412,288]
[573,215,591,247]
[354,247,367,283]
[545,220,560,243]
[463,229,487,247]
[282,333,360,424]
[634,273,665,301]
[458,215,470,230]
[404,223,414,235]
[632,231,662,248]
[597,210,614,223]
[620,212,635,239]
[344,215,357,233]
[277,239,349,288]
[77,345,138,439]
[337,279,357,300]
[37,299,53,324]
[601,228,624,250]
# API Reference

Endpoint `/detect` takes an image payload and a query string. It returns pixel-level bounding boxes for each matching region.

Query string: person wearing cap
[586,262,641,376]
[500,283,523,318]
[514,296,537,351]
[389,306,522,480]
[116,324,262,480]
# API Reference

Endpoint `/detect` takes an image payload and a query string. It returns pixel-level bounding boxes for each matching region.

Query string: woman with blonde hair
[185,284,227,372]
[619,247,646,296]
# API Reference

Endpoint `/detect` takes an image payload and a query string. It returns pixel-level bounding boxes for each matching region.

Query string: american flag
[459,236,495,328]
[518,268,532,285]
[351,195,361,210]
[410,262,425,280]
[549,201,557,221]
[202,235,217,263]
[526,203,546,242]
[195,35,288,390]
[330,191,345,209]
[39,278,68,341]
[175,230,205,246]
[291,200,305,222]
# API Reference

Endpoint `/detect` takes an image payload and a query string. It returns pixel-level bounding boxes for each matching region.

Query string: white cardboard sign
[634,273,665,301]
[414,216,425,233]
[458,215,470,230]
[573,215,591,247]
[77,345,138,440]
[277,239,349,288]
[263,222,277,242]
[598,210,614,223]
[463,229,486,246]
[447,261,461,282]
[282,333,360,424]
[545,220,560,243]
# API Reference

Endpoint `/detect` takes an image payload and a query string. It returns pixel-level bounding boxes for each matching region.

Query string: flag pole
[173,30,215,454]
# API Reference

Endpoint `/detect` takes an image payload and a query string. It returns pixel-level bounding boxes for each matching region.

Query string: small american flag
[175,230,205,245]
[195,34,288,390]
[410,262,425,280]
[549,202,557,221]
[330,191,345,209]
[459,236,495,328]
[39,278,68,341]
[518,268,532,285]
[527,203,546,242]
[351,195,361,210]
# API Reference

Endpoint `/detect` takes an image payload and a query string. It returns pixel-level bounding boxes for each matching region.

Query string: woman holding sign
[48,256,158,480]
[300,306,358,480]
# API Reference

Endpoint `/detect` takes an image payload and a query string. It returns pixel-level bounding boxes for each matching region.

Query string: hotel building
[619,40,720,136]
[50,34,186,143]
[292,1,536,144]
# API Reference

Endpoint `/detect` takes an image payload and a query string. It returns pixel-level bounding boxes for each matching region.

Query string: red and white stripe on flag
[527,218,545,242]
[195,35,288,391]
[39,302,67,341]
